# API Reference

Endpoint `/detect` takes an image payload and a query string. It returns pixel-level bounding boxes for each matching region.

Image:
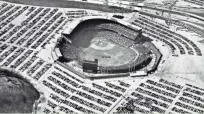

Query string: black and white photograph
[0,0,204,113]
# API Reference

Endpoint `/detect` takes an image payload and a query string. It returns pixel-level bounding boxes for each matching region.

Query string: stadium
[0,0,204,114]
[54,16,162,77]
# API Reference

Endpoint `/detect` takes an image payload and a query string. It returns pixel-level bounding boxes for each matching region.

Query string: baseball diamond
[0,0,204,114]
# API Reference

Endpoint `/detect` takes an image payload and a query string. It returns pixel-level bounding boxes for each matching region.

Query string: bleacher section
[98,44,151,73]
[95,31,134,47]
[143,42,162,73]
[59,41,83,60]
[59,18,159,74]
[0,1,203,114]
[95,23,140,41]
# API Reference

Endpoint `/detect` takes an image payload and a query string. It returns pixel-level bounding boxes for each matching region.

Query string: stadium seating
[60,43,82,60]
[95,31,134,47]
[0,2,203,114]
[96,23,138,40]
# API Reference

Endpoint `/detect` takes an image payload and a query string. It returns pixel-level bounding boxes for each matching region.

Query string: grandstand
[0,0,203,114]
[58,17,160,75]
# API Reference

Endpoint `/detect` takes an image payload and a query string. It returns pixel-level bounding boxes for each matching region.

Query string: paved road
[1,0,132,13]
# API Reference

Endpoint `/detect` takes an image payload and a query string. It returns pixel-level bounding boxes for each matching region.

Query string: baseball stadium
[56,18,161,76]
[0,0,204,114]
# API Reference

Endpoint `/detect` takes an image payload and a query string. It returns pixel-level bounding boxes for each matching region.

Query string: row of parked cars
[70,95,106,113]
[43,80,70,98]
[133,15,202,56]
[2,48,25,67]
[92,83,122,98]
[52,71,79,88]
[47,75,77,93]
[76,90,112,107]
[139,83,177,98]
[175,101,204,113]
[105,81,126,93]
[33,63,52,80]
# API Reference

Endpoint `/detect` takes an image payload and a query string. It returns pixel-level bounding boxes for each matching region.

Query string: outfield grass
[81,39,137,67]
